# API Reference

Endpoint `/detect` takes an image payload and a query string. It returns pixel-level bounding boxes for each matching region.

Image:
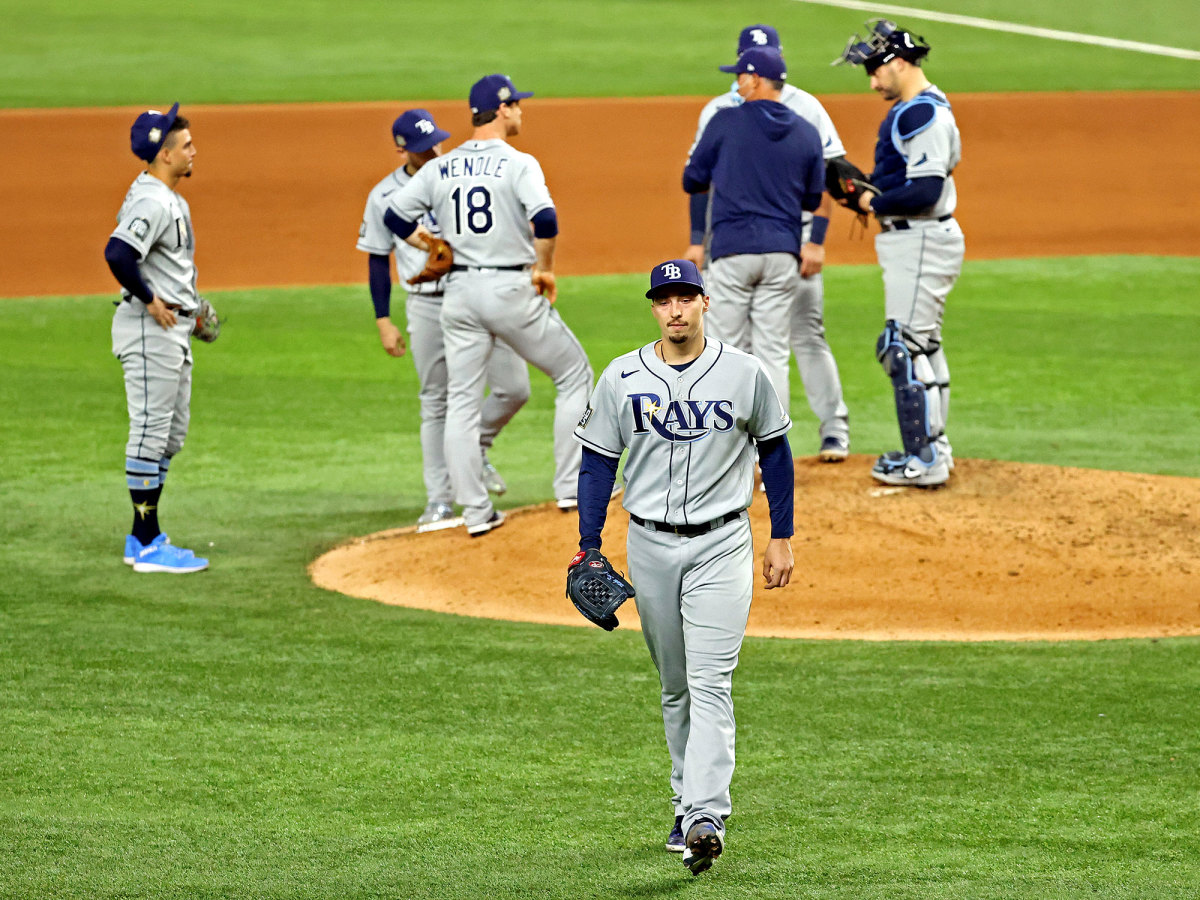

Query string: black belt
[629,510,745,537]
[411,290,444,298]
[449,264,529,272]
[121,295,192,317]
[882,213,953,232]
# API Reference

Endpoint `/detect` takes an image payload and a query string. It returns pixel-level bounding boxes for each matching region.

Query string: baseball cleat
[818,435,850,462]
[416,502,463,533]
[870,450,950,487]
[132,541,208,574]
[467,510,505,537]
[681,818,724,875]
[556,498,578,512]
[936,435,955,472]
[481,455,507,495]
[124,532,170,565]
[665,816,685,852]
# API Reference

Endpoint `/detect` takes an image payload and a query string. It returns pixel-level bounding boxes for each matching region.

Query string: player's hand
[856,189,877,215]
[683,244,705,269]
[762,538,794,590]
[800,242,825,278]
[376,317,406,357]
[532,270,557,305]
[145,296,177,330]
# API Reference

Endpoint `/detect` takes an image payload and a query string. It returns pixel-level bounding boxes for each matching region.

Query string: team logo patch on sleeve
[577,406,593,429]
[127,217,150,240]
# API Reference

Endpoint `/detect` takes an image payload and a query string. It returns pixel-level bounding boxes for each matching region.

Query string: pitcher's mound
[310,457,1200,641]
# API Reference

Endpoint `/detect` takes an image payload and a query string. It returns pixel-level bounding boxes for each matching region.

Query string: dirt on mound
[310,457,1200,641]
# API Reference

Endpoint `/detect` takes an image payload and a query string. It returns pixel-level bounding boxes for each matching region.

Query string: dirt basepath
[2,92,1198,298]
[311,457,1200,642]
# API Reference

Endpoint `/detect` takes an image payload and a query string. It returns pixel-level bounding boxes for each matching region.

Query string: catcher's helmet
[833,19,930,72]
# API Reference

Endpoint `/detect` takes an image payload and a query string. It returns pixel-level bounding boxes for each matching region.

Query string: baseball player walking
[685,25,851,461]
[358,109,530,532]
[835,20,964,486]
[384,75,593,535]
[572,259,796,875]
[102,103,208,573]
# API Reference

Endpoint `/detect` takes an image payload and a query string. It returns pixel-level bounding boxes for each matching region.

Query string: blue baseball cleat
[132,540,208,574]
[665,816,685,852]
[124,532,172,565]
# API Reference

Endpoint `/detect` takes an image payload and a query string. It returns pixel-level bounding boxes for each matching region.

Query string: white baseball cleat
[935,435,955,472]
[481,454,507,495]
[556,498,578,511]
[870,450,950,487]
[467,510,505,537]
[416,502,463,533]
[818,435,850,462]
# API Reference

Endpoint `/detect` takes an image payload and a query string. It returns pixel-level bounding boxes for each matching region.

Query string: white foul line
[792,0,1200,61]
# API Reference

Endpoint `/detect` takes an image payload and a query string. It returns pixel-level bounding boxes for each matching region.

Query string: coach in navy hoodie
[683,45,825,412]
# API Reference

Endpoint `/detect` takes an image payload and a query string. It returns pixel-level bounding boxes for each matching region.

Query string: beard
[668,333,687,344]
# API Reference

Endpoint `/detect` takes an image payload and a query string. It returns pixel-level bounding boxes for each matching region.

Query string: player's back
[407,139,553,268]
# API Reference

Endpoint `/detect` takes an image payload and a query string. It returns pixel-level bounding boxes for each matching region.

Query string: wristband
[809,215,829,246]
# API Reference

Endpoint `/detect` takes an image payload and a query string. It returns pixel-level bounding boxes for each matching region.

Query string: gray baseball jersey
[574,338,791,523]
[689,83,846,163]
[388,139,552,267]
[885,84,960,220]
[358,167,445,295]
[110,173,199,312]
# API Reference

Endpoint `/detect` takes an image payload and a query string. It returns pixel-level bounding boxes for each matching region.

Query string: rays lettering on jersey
[437,156,509,179]
[629,393,734,443]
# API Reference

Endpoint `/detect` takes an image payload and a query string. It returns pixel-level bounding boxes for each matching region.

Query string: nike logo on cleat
[621,369,640,378]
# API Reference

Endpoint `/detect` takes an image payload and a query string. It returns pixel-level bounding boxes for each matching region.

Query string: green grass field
[2,259,1199,898]
[2,0,1198,106]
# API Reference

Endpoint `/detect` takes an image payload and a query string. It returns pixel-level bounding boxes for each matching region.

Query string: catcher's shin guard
[876,321,939,461]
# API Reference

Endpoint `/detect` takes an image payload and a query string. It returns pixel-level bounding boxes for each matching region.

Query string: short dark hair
[472,109,499,127]
[163,115,190,148]
[766,78,785,91]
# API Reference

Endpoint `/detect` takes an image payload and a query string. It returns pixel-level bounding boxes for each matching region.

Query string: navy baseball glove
[566,548,635,631]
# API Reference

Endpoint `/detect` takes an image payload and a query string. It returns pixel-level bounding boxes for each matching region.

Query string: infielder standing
[358,109,530,532]
[102,103,208,573]
[835,20,964,486]
[685,25,852,461]
[572,259,796,875]
[385,75,593,535]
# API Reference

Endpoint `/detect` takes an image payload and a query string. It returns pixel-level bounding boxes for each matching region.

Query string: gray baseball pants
[708,253,848,441]
[112,300,193,461]
[405,293,530,506]
[627,514,754,838]
[440,269,592,527]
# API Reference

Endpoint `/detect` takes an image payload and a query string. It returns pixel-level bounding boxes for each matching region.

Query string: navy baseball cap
[469,74,534,114]
[392,109,451,153]
[719,47,788,81]
[646,259,706,299]
[130,102,180,162]
[738,24,781,53]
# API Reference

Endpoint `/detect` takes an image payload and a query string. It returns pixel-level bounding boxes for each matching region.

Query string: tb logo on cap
[415,119,435,134]
[661,263,682,279]
[749,28,768,45]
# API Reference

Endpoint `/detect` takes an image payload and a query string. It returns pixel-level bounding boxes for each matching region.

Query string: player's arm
[800,192,832,279]
[866,101,948,216]
[757,434,796,589]
[531,208,558,304]
[682,101,720,267]
[576,448,619,550]
[103,236,176,329]
[367,254,405,358]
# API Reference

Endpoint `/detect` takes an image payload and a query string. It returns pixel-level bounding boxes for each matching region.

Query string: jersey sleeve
[747,359,792,441]
[813,103,846,160]
[515,155,554,219]
[387,165,434,223]
[686,95,723,160]
[110,197,171,257]
[573,365,624,457]
[356,187,393,254]
[903,114,954,179]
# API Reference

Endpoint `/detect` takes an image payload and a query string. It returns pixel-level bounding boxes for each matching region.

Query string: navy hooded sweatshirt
[683,99,825,262]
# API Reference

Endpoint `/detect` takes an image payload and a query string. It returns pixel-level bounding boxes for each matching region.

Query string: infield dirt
[2,91,1198,297]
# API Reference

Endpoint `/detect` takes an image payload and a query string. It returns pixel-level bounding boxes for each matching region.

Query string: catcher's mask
[833,19,930,73]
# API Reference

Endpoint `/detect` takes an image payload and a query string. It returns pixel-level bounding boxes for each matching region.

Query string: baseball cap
[719,46,788,82]
[738,24,781,53]
[392,109,451,153]
[469,74,534,114]
[646,259,706,299]
[130,102,180,162]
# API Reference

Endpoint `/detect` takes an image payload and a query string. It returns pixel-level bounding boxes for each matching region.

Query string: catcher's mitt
[193,297,220,343]
[566,548,636,632]
[407,236,453,285]
[826,156,875,214]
